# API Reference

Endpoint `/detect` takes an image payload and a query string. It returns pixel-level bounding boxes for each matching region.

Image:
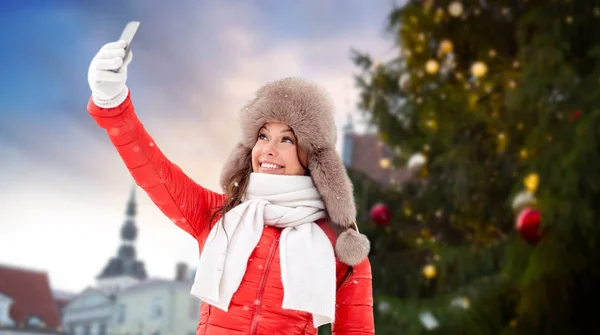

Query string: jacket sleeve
[332,258,375,335]
[87,91,225,239]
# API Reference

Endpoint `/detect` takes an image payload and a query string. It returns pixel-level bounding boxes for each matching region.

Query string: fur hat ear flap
[335,224,370,266]
[308,147,371,266]
[219,142,252,192]
[308,147,356,228]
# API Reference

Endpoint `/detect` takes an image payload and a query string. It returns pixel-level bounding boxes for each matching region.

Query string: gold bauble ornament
[470,61,488,78]
[524,173,539,193]
[425,59,440,74]
[423,264,437,279]
[439,39,453,54]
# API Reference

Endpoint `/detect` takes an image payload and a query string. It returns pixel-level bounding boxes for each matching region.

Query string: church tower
[342,113,355,168]
[96,184,147,294]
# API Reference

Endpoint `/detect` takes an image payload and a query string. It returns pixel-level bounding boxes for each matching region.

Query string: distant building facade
[341,114,410,187]
[109,267,200,335]
[0,264,64,334]
[61,185,200,335]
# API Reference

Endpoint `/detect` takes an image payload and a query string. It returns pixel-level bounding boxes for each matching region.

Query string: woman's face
[251,122,308,176]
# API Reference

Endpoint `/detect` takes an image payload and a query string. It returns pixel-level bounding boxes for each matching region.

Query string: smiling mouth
[260,162,284,170]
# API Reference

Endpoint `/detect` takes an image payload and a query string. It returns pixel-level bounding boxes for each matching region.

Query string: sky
[0,0,402,293]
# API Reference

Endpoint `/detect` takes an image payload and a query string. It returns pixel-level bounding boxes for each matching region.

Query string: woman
[86,40,374,334]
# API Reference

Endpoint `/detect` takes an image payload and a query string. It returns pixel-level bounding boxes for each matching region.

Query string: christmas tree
[347,0,600,334]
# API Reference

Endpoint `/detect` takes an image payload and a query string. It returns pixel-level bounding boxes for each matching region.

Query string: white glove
[87,40,133,108]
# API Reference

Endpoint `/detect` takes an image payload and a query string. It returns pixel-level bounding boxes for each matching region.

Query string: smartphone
[117,21,140,70]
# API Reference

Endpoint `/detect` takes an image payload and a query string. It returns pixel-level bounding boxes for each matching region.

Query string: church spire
[121,183,137,243]
[125,183,136,217]
[96,183,147,292]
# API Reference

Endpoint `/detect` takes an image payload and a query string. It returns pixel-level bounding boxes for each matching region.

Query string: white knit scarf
[190,172,336,327]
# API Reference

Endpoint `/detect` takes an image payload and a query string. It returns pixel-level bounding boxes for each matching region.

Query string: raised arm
[86,40,224,239]
[333,258,375,334]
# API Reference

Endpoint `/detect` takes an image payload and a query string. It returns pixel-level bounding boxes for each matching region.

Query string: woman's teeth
[262,163,282,169]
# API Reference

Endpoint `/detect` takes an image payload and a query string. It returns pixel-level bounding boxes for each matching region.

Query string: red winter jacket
[87,91,375,335]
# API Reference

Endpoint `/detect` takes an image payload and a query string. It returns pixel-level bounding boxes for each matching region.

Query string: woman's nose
[262,142,277,156]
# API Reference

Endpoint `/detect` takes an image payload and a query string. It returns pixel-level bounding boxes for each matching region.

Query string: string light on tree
[520,148,528,159]
[471,61,488,78]
[426,119,438,130]
[448,1,464,17]
[497,132,507,152]
[434,7,445,23]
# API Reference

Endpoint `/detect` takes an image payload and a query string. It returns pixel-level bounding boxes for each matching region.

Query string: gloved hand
[87,40,133,108]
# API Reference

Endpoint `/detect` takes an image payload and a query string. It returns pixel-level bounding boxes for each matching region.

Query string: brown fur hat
[220,77,370,266]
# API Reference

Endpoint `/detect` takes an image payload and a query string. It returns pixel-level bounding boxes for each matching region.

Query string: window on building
[90,322,99,335]
[25,315,44,328]
[117,304,126,324]
[98,322,107,335]
[151,297,163,319]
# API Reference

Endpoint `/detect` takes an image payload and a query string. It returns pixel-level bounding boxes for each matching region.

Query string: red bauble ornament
[568,110,581,122]
[516,207,544,244]
[370,203,392,226]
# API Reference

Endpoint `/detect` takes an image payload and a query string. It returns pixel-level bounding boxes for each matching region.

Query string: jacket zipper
[250,233,280,335]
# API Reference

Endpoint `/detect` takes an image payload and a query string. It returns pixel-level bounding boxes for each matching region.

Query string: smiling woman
[86,38,374,334]
[252,122,309,176]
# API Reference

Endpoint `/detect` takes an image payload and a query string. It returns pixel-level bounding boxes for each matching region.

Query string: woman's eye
[258,133,268,140]
[282,136,294,144]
